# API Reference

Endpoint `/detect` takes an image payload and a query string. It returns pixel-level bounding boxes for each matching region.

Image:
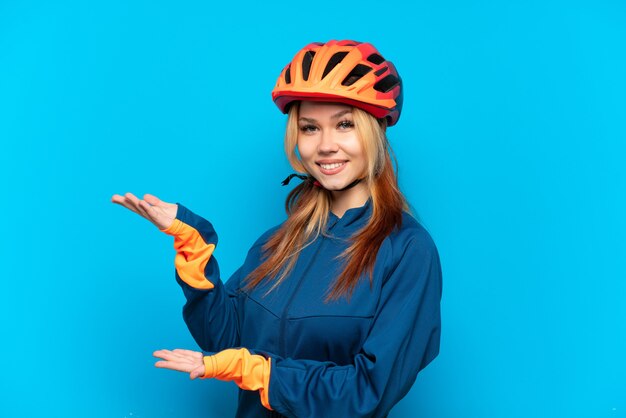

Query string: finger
[125,193,152,219]
[154,360,194,373]
[123,192,140,204]
[172,349,204,359]
[111,194,141,213]
[153,349,187,361]
[144,193,177,219]
[122,193,144,213]
[154,349,185,359]
[143,194,166,206]
[138,200,160,222]
[153,349,170,358]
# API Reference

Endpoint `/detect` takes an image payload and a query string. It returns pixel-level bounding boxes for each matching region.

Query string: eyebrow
[299,109,352,123]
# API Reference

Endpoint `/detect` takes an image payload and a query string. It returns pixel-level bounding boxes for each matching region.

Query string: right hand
[111,192,178,231]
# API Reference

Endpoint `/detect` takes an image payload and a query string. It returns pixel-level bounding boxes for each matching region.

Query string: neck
[330,183,370,218]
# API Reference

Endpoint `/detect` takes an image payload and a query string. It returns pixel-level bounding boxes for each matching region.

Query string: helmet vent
[285,66,292,84]
[367,53,385,65]
[302,51,316,81]
[374,67,388,76]
[341,64,372,86]
[373,74,400,92]
[322,52,349,79]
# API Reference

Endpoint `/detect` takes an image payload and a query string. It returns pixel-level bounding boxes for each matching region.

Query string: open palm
[111,192,177,230]
[153,348,206,379]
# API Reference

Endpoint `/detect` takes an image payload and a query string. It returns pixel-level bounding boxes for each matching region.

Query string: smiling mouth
[318,162,346,170]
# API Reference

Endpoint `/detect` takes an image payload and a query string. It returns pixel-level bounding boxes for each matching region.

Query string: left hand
[153,348,206,379]
[111,193,178,231]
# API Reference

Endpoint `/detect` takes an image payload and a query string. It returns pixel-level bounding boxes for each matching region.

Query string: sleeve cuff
[201,349,273,411]
[162,218,184,235]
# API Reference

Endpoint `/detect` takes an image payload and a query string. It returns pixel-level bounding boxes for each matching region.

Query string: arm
[162,203,242,352]
[202,229,443,417]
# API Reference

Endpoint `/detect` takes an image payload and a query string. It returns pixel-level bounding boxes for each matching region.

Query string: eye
[337,120,355,130]
[299,124,318,134]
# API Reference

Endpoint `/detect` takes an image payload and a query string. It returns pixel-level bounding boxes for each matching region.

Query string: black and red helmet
[272,40,403,126]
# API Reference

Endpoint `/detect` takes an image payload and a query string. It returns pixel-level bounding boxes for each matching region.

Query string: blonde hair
[245,102,408,300]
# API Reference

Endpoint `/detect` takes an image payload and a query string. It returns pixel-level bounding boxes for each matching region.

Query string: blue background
[1,1,624,417]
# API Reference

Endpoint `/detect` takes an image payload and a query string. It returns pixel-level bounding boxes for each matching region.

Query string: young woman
[112,40,442,418]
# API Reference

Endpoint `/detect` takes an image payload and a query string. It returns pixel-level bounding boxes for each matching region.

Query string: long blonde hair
[244,103,408,300]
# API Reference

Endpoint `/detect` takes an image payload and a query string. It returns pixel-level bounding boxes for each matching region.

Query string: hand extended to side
[112,192,204,379]
[110,192,177,231]
[153,348,206,379]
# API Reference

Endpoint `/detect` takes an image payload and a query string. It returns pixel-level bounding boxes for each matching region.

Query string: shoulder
[380,211,442,293]
[386,211,439,259]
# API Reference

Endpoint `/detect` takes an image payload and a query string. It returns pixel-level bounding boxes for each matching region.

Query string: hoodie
[162,199,442,418]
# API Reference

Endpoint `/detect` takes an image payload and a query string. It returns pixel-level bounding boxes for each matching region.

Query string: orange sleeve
[202,348,272,411]
[162,219,215,290]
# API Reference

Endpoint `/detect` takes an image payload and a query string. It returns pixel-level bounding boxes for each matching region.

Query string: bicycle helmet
[272,40,403,126]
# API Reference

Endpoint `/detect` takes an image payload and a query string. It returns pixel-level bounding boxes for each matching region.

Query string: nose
[318,129,339,154]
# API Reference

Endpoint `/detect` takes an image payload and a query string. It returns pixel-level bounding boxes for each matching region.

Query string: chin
[319,178,352,191]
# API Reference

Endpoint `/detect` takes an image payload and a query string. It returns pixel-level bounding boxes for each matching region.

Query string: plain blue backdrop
[1,0,624,417]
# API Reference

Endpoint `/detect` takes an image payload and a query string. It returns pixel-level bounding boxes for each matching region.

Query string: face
[297,101,368,194]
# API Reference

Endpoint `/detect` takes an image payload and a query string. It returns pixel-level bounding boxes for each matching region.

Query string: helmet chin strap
[281,173,363,191]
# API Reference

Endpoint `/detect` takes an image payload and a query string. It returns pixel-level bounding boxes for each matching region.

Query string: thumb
[190,364,206,380]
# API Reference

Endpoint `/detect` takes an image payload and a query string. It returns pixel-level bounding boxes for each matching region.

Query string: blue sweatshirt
[165,199,442,418]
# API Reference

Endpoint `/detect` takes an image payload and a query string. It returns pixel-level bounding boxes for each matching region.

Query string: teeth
[320,162,345,170]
